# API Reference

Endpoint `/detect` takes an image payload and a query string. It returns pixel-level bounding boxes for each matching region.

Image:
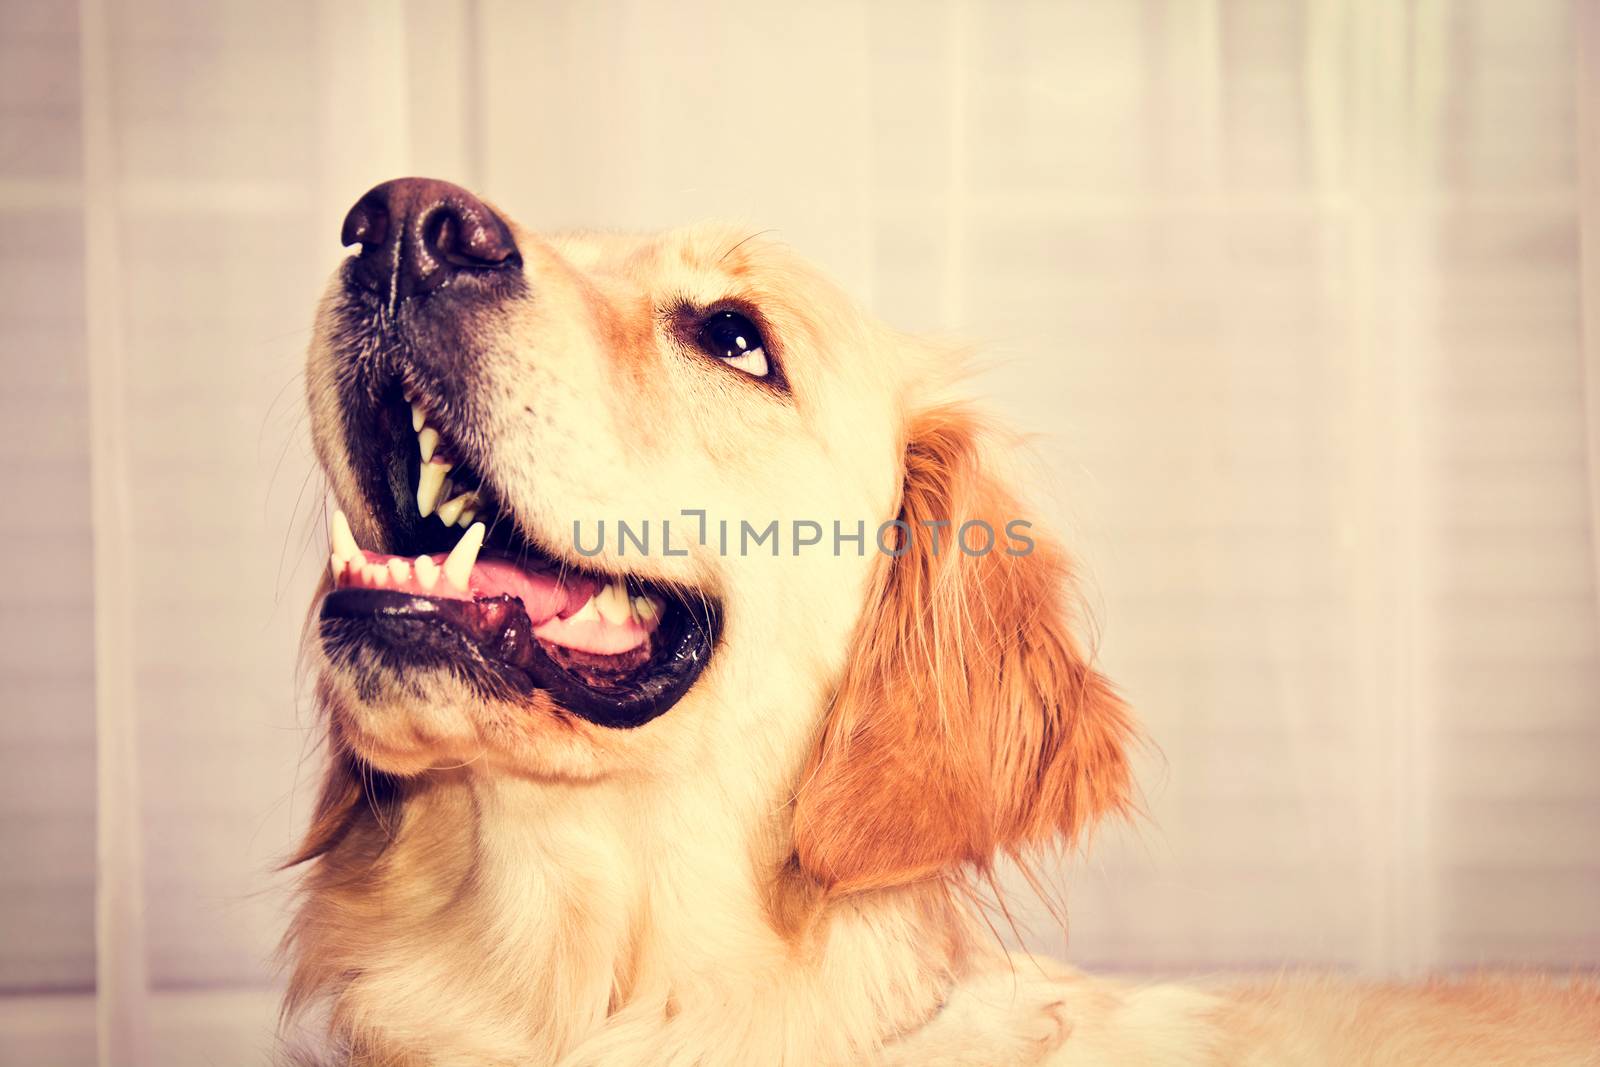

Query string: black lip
[321,576,719,731]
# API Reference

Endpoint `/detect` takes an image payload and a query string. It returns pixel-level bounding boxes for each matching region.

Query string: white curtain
[1,1,1596,1063]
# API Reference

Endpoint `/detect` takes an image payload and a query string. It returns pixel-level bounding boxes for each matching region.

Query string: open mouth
[319,387,718,729]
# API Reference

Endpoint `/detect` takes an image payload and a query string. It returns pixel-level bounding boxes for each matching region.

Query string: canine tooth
[443,522,485,591]
[330,509,360,561]
[439,476,455,502]
[570,596,602,624]
[330,553,347,580]
[595,581,632,625]
[418,426,440,463]
[414,554,440,590]
[411,403,426,432]
[387,558,411,583]
[417,460,452,516]
[632,595,659,622]
[436,492,476,526]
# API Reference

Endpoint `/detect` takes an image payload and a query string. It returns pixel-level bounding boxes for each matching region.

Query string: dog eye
[696,311,769,378]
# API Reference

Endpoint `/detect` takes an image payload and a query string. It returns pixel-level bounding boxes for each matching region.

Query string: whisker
[719,228,776,263]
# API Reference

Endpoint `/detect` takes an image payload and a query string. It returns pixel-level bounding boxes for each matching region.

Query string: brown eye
[696,311,769,378]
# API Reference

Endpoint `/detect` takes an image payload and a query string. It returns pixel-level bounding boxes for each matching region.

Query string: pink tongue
[470,558,599,624]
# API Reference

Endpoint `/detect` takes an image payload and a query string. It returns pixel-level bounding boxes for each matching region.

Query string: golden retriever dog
[286,177,1599,1065]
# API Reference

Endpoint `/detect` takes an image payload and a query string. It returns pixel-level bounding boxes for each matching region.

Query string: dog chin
[316,661,623,781]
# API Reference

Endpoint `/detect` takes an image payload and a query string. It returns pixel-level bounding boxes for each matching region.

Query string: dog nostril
[423,208,517,270]
[341,198,388,251]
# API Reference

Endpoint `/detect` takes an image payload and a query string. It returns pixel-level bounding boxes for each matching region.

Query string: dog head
[301,177,1134,891]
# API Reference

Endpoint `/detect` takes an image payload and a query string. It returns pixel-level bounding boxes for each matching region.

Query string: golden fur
[288,210,1600,1065]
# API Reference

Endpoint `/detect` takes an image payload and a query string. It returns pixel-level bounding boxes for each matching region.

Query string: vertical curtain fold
[79,0,150,1059]
[1577,0,1600,619]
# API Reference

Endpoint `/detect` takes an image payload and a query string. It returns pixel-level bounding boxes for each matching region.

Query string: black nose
[341,177,520,299]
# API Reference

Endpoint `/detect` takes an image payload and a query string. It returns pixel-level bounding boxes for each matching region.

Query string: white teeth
[363,563,389,587]
[569,595,602,624]
[443,522,485,591]
[457,508,477,527]
[330,553,347,580]
[436,492,477,527]
[417,460,452,516]
[436,494,466,526]
[418,427,440,463]
[414,554,441,590]
[632,595,659,622]
[595,581,632,625]
[330,509,360,562]
[411,403,426,432]
[438,476,455,502]
[387,558,411,584]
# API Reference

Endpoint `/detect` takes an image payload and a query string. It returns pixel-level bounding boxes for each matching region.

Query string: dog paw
[1027,997,1072,1053]
[878,972,1078,1066]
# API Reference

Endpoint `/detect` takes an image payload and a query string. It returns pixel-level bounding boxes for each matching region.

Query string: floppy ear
[792,405,1135,894]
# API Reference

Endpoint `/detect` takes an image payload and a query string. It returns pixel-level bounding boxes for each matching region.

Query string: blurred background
[3,0,1599,1063]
